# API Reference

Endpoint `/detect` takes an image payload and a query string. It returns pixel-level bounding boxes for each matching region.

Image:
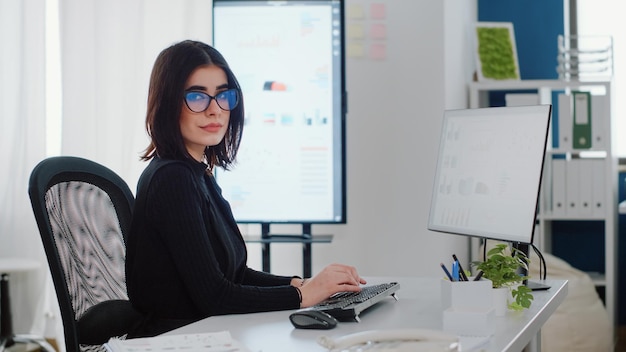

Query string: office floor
[617,326,626,352]
[4,339,58,352]
[4,343,43,352]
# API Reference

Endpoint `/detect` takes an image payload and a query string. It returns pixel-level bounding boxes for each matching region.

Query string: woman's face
[180,65,230,162]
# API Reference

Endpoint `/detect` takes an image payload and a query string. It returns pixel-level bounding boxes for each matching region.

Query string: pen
[440,263,453,281]
[473,270,484,281]
[452,254,469,281]
[451,261,460,281]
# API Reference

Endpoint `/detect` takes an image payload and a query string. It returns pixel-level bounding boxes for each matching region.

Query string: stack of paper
[104,331,251,352]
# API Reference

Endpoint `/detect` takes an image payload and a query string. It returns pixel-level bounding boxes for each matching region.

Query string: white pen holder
[441,278,495,336]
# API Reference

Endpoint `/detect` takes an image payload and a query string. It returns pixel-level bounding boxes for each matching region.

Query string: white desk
[166,277,567,352]
[0,259,54,352]
[1,259,40,340]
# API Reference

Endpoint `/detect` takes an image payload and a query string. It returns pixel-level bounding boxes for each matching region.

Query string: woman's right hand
[298,263,367,308]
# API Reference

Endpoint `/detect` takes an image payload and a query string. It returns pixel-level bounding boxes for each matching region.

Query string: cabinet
[469,79,618,333]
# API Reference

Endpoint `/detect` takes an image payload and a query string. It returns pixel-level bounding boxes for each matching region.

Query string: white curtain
[2,0,213,350]
[0,0,52,340]
[59,0,214,191]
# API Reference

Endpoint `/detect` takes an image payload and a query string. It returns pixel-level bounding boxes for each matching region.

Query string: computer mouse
[289,309,338,330]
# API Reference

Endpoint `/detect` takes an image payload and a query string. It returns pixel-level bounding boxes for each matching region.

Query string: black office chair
[28,156,142,352]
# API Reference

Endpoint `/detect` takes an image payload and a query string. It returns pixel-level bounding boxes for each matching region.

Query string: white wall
[4,0,478,343]
[245,0,477,278]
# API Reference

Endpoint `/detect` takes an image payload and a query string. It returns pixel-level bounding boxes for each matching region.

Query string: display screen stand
[245,223,333,278]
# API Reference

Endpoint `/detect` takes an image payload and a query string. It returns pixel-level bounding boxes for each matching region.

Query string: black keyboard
[310,282,400,322]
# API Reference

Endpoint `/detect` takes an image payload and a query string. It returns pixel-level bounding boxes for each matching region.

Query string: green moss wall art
[474,22,520,81]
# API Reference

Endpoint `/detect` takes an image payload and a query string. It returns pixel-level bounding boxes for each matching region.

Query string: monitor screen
[212,0,346,224]
[428,105,552,244]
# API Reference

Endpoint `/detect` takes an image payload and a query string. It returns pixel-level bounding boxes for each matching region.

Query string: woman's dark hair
[141,40,244,170]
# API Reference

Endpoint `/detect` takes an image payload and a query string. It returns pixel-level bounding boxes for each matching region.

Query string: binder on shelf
[572,91,592,149]
[577,159,593,216]
[504,93,539,107]
[590,94,606,150]
[541,157,553,215]
[558,93,572,150]
[591,158,606,216]
[565,159,579,214]
[551,158,567,216]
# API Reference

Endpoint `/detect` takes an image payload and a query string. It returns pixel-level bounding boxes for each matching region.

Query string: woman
[125,40,365,337]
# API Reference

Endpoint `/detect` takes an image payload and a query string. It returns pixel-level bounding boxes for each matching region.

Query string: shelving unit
[469,79,618,333]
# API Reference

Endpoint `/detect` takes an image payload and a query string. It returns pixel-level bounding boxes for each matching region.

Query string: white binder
[591,158,606,216]
[505,93,539,107]
[591,95,606,150]
[565,159,579,215]
[558,94,572,150]
[552,158,567,216]
[577,159,593,216]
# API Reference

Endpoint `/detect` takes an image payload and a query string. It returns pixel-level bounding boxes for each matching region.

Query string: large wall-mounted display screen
[213,0,346,224]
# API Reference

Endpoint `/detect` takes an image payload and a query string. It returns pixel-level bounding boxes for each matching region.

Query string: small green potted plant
[472,243,534,312]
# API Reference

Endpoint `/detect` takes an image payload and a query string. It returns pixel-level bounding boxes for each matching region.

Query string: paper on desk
[103,331,251,352]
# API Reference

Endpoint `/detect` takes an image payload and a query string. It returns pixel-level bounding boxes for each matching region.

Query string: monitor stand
[513,243,551,291]
[244,223,333,278]
[527,280,551,291]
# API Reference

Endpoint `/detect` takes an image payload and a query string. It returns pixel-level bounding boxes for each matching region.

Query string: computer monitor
[212,0,346,225]
[428,105,552,246]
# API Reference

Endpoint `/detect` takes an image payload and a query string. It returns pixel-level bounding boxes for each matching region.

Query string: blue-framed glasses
[184,89,240,112]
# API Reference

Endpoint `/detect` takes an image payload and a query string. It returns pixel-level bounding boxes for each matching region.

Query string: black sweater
[126,157,300,336]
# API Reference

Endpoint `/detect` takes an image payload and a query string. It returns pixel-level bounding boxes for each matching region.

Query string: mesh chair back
[46,180,129,315]
[29,156,135,352]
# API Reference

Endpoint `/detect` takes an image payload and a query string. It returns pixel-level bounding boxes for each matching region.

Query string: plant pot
[493,287,510,316]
